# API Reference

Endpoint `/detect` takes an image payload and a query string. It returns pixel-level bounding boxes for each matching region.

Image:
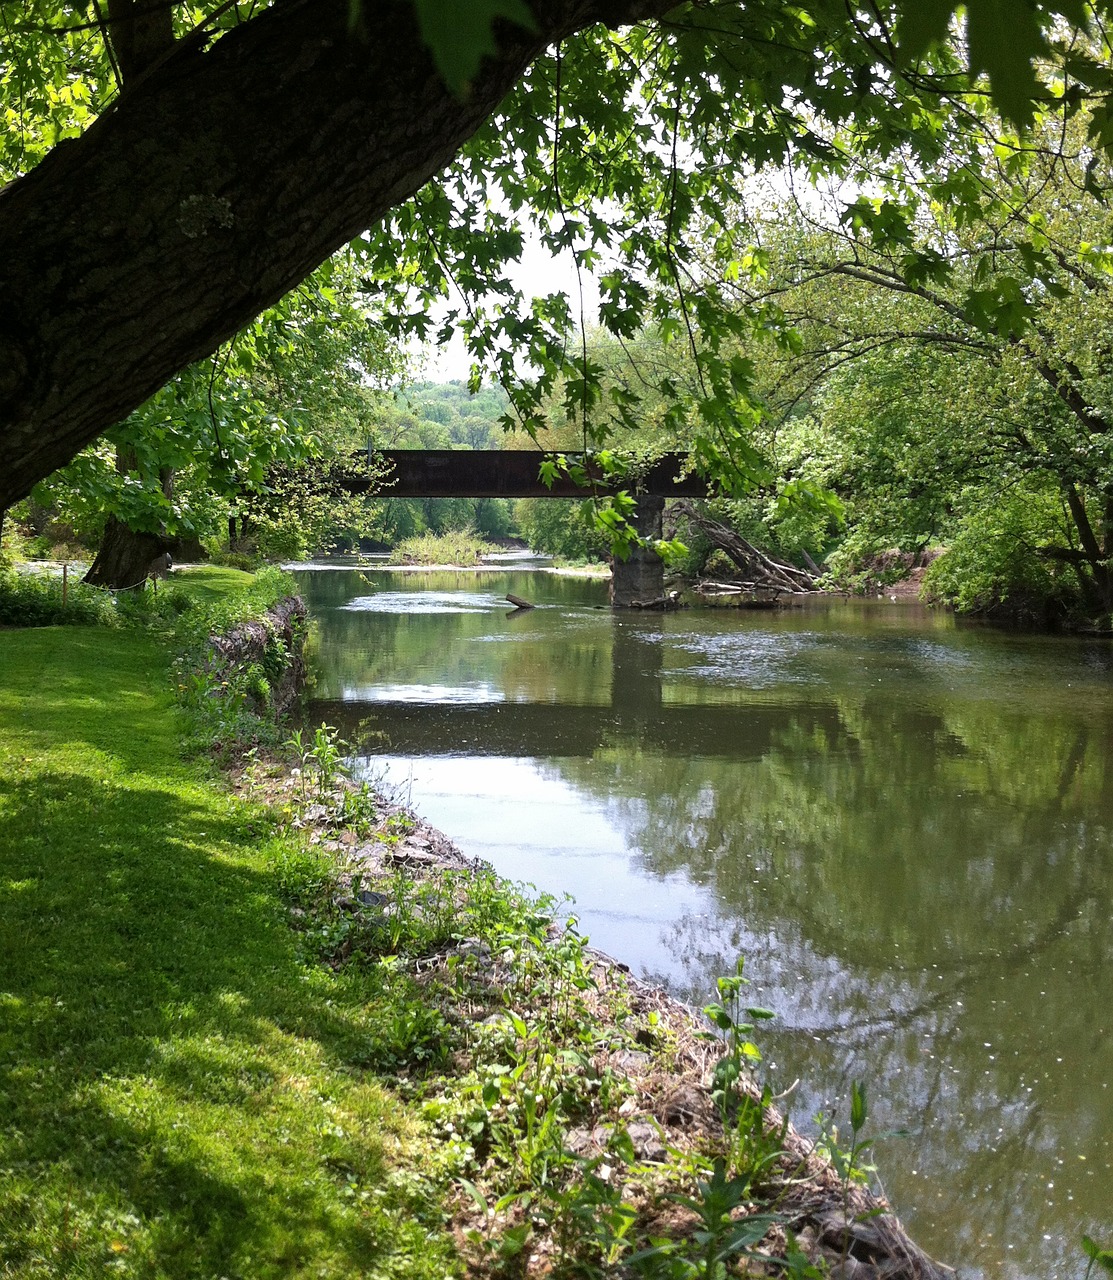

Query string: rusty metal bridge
[334,450,708,605]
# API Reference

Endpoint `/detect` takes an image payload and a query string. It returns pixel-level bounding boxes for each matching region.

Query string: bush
[389,532,493,566]
[0,566,117,627]
[922,485,1075,623]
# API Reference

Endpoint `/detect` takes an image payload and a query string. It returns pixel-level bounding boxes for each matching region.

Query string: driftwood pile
[674,500,817,596]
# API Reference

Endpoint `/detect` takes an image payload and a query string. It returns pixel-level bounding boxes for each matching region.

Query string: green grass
[0,628,456,1279]
[166,565,255,604]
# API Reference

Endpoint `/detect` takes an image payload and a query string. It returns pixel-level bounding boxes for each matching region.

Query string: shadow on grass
[0,764,442,1278]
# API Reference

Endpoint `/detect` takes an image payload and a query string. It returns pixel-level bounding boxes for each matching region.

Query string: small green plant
[1083,1235,1113,1278]
[702,957,775,1128]
[548,1158,639,1277]
[287,722,348,800]
[628,1160,778,1279]
[340,781,378,835]
[817,1081,906,1274]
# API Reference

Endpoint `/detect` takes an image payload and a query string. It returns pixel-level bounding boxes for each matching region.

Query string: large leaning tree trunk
[84,451,175,588]
[84,516,167,590]
[0,0,672,511]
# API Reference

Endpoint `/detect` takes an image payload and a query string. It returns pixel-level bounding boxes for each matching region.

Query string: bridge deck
[341,450,708,498]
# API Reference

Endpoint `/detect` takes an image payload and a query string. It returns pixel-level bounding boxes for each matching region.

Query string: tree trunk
[0,0,672,510]
[83,448,171,587]
[1063,483,1113,614]
[84,515,165,589]
[674,500,816,592]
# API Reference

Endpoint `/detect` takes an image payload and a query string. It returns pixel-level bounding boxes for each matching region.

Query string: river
[294,562,1113,1280]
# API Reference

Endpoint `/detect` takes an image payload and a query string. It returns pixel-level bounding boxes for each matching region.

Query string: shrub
[389,531,493,566]
[0,566,117,627]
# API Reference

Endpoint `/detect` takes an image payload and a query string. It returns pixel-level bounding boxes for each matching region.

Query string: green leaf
[1082,1235,1113,1273]
[411,0,537,96]
[965,0,1044,127]
[896,1,957,63]
[851,1080,868,1133]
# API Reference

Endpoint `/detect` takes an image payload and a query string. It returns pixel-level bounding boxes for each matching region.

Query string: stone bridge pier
[610,495,665,608]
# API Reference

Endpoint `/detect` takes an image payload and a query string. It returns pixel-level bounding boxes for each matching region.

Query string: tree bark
[0,0,672,510]
[83,449,174,587]
[84,515,165,588]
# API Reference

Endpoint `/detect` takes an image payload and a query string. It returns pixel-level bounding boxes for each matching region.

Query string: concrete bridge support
[610,495,665,607]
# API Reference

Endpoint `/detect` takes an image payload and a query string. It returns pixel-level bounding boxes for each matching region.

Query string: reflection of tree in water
[553,696,1113,967]
[544,696,1113,1277]
[650,890,1113,1276]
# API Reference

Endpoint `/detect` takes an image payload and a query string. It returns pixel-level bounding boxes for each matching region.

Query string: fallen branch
[676,501,817,593]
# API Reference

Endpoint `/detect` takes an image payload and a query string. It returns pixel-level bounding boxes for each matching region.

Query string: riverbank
[0,583,460,1279]
[0,570,953,1277]
[240,744,954,1279]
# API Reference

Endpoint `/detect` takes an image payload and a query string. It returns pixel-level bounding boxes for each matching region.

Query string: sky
[413,231,602,384]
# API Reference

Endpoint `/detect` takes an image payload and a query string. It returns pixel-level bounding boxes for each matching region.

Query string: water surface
[298,566,1113,1279]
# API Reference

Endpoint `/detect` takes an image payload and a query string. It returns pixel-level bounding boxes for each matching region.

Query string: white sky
[412,232,602,384]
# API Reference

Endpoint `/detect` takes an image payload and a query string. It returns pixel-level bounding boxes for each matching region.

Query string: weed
[541,1157,639,1277]
[286,722,348,800]
[702,957,775,1128]
[1083,1235,1113,1278]
[628,1160,779,1279]
[340,781,378,835]
[815,1081,906,1273]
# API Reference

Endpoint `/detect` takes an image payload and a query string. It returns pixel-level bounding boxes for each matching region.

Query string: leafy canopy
[7,0,1113,502]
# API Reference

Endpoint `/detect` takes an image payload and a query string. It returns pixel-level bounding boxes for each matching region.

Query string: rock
[455,937,492,963]
[564,1127,596,1156]
[387,842,437,866]
[659,1084,708,1126]
[564,1125,612,1156]
[612,1049,651,1072]
[828,1260,880,1280]
[625,1120,667,1162]
[357,889,389,907]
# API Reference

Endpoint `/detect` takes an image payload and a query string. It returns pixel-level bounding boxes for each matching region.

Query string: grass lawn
[0,626,455,1279]
[164,566,256,604]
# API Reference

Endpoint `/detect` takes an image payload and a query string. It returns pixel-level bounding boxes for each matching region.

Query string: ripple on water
[667,629,823,687]
[341,591,505,615]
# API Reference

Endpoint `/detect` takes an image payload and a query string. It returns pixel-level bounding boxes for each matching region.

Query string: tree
[1,0,1111,515]
[706,83,1113,618]
[30,249,400,585]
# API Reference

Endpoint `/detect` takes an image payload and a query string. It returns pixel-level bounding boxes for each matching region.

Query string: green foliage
[8,0,1113,534]
[628,1163,778,1279]
[0,565,118,627]
[514,497,611,562]
[389,531,494,566]
[922,485,1075,622]
[385,381,510,449]
[411,0,536,96]
[168,567,301,757]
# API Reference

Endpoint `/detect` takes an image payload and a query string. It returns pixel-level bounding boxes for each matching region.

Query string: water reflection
[296,567,1113,1280]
